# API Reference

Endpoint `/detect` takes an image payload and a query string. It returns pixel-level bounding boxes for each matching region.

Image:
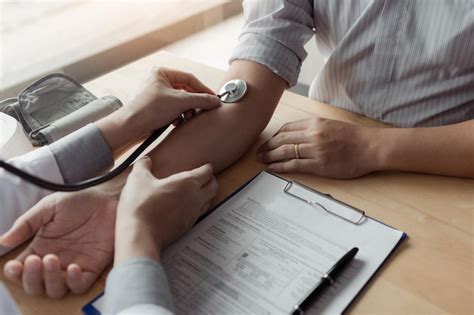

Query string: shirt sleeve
[49,123,113,184]
[103,258,175,315]
[118,304,174,315]
[230,0,315,87]
[0,146,63,255]
[0,123,113,256]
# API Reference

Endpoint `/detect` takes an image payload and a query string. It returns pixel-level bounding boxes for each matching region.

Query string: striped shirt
[230,0,474,127]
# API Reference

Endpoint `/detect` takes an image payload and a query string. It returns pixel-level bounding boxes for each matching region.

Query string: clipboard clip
[284,181,366,225]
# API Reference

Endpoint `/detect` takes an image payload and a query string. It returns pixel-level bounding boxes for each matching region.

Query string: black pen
[292,247,359,315]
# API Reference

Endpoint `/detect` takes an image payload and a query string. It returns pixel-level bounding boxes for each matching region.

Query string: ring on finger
[294,143,300,159]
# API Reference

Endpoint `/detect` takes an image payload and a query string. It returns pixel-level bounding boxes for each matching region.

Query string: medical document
[162,172,406,314]
[85,172,405,315]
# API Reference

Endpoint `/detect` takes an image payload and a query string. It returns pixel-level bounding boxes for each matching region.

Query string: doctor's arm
[0,69,221,298]
[104,158,218,315]
[0,68,220,246]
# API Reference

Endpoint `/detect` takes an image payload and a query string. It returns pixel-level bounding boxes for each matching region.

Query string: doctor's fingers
[0,196,56,248]
[157,67,216,95]
[130,156,153,177]
[198,177,218,211]
[169,163,214,188]
[177,90,221,112]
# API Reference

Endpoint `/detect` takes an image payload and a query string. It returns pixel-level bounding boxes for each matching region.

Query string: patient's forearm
[149,60,287,177]
[376,120,474,178]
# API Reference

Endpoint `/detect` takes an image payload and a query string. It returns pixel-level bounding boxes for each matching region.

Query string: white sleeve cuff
[118,304,174,315]
[0,146,63,255]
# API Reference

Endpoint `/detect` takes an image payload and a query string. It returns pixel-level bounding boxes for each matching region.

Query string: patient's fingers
[43,254,67,298]
[4,260,22,283]
[0,196,55,248]
[23,255,44,296]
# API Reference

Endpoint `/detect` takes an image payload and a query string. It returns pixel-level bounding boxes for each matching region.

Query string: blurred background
[0,0,325,99]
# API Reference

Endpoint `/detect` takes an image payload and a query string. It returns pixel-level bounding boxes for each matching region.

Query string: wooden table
[1,51,473,315]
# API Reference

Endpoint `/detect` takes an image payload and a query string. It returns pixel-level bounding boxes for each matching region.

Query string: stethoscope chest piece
[218,79,248,103]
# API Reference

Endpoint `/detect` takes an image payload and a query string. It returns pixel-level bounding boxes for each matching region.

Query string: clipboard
[283,180,366,225]
[83,171,407,315]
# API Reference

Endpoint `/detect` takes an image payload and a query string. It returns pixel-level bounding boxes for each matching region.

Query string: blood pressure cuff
[0,73,122,146]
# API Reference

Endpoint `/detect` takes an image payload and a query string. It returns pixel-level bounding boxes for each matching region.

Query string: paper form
[161,172,405,314]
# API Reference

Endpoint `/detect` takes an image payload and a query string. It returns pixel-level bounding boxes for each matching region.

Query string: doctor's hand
[114,157,218,265]
[257,117,380,179]
[0,182,120,298]
[97,67,221,156]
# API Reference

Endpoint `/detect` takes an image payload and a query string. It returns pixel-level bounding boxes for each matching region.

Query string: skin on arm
[149,60,287,178]
[375,119,474,178]
[257,117,474,179]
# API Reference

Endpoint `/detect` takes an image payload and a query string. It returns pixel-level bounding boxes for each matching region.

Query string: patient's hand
[0,186,118,298]
[257,117,378,179]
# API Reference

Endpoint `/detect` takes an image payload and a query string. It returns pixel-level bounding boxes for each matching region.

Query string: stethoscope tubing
[0,125,168,192]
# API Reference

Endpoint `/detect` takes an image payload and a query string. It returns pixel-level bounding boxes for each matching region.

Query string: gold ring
[294,143,300,159]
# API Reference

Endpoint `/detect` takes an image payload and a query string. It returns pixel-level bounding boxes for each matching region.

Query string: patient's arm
[149,60,287,177]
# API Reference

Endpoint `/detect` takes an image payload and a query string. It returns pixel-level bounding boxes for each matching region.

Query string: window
[0,0,241,98]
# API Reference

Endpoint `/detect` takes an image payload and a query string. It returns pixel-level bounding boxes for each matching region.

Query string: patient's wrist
[96,108,146,156]
[368,127,399,172]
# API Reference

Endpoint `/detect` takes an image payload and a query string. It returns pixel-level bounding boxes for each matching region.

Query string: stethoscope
[0,80,248,192]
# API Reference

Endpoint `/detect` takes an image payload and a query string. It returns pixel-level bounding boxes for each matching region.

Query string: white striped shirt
[230,0,474,127]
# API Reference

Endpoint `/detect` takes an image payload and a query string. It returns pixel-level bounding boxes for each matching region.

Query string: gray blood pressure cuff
[0,73,122,146]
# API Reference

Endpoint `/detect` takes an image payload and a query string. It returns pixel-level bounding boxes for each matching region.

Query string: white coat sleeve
[0,124,113,256]
[0,147,63,255]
